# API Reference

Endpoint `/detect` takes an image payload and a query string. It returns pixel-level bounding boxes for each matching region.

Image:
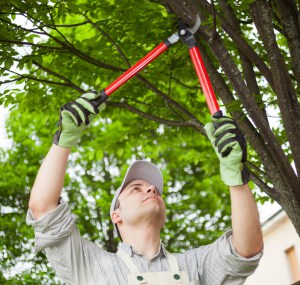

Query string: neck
[121,224,161,260]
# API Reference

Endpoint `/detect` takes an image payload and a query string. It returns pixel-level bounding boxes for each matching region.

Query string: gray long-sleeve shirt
[26,202,262,285]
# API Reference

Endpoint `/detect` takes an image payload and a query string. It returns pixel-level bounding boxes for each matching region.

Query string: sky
[0,106,12,149]
[0,104,282,223]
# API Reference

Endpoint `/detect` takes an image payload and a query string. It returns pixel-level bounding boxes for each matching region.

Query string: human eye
[130,186,141,192]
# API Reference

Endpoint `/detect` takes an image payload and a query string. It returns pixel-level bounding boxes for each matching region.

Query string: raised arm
[28,92,107,220]
[205,115,263,258]
[29,145,70,219]
[230,184,263,257]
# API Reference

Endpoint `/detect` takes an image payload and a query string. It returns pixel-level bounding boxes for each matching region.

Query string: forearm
[230,184,263,258]
[29,144,71,219]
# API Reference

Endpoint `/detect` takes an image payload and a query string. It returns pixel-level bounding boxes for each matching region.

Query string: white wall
[245,212,300,285]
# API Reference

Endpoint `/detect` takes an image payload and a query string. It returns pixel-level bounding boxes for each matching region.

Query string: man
[27,91,263,285]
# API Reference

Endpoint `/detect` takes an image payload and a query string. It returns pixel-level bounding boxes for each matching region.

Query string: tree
[0,0,299,283]
[162,0,300,231]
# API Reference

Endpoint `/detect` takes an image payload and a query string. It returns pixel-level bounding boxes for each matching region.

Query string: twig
[107,101,195,128]
[84,15,131,68]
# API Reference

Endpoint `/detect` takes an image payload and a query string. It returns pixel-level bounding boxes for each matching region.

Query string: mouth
[143,196,159,202]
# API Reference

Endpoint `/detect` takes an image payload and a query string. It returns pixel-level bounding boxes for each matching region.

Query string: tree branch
[198,0,275,92]
[273,0,300,84]
[2,5,204,134]
[0,78,21,85]
[9,4,125,73]
[218,0,268,121]
[44,31,126,72]
[83,15,131,68]
[4,1,205,132]
[47,8,77,51]
[107,101,199,129]
[136,75,203,131]
[0,40,63,51]
[250,172,279,201]
[4,68,84,92]
[170,75,199,90]
[246,160,272,181]
[250,0,300,177]
[31,61,85,93]
[0,17,47,36]
[55,21,90,28]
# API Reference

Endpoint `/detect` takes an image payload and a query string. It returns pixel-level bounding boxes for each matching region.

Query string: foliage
[0,0,299,283]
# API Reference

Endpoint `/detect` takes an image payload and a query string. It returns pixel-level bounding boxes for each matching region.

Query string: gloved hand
[53,91,107,148]
[204,114,250,186]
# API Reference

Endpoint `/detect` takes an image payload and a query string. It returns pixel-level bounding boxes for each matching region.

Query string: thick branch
[197,0,275,92]
[218,0,268,121]
[273,0,300,84]
[250,0,300,176]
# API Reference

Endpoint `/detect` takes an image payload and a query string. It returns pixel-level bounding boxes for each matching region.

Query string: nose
[147,185,157,194]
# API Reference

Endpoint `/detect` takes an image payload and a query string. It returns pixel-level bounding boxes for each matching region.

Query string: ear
[111,209,122,224]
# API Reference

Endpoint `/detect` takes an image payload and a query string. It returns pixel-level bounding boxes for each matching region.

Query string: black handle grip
[212,110,223,127]
[212,110,223,119]
[90,89,108,108]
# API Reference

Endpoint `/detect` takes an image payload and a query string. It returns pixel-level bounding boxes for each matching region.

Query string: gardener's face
[114,179,166,229]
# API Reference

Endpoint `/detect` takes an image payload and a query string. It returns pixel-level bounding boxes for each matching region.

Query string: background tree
[0,0,299,283]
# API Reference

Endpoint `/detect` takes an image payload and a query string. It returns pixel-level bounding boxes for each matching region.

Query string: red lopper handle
[189,46,220,115]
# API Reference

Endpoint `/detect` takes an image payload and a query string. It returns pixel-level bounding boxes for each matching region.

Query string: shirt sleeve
[26,201,102,285]
[26,202,76,254]
[220,230,263,276]
[184,230,263,284]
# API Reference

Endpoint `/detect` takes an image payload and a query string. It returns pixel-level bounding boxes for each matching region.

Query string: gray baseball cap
[110,160,163,225]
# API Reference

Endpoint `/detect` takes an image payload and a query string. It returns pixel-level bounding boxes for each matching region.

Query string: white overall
[117,248,194,285]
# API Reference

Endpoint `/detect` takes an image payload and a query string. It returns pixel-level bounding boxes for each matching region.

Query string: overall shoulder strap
[165,251,180,273]
[116,248,141,274]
